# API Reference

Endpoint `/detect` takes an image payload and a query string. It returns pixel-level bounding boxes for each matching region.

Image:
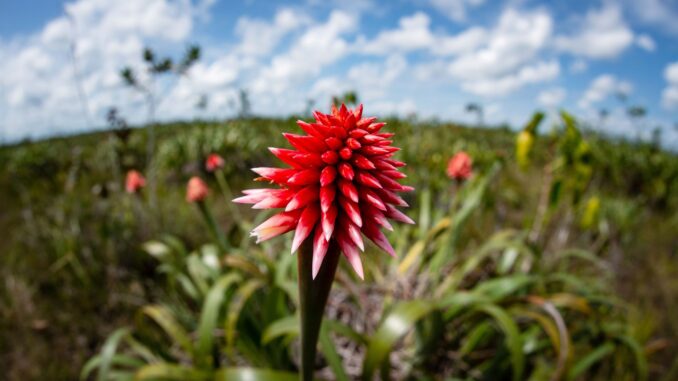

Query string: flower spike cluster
[234,104,414,279]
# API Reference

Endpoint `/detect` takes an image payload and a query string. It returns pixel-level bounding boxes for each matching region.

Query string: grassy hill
[1,116,677,380]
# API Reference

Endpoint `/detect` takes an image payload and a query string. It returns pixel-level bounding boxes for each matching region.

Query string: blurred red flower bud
[186,176,209,202]
[446,151,473,181]
[205,153,225,172]
[125,170,146,194]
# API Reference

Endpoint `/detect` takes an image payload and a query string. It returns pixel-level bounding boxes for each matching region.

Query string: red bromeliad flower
[234,104,414,279]
[205,153,225,172]
[186,176,209,202]
[446,151,473,181]
[125,170,146,194]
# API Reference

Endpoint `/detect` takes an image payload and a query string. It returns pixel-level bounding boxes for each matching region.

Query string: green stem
[197,201,229,253]
[215,171,243,222]
[297,238,341,381]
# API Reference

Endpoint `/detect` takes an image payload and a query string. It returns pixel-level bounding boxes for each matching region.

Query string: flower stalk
[215,170,243,222]
[297,238,341,381]
[196,200,229,253]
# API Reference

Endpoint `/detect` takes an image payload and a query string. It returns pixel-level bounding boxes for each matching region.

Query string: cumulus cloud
[311,55,408,107]
[358,12,485,56]
[538,87,566,108]
[579,74,633,109]
[635,34,656,51]
[555,4,634,59]
[251,10,358,98]
[569,59,588,73]
[235,9,310,57]
[662,61,678,110]
[369,98,418,117]
[461,61,560,96]
[0,0,672,144]
[447,8,555,96]
[0,0,215,140]
[429,0,485,22]
[623,0,678,35]
[449,9,552,79]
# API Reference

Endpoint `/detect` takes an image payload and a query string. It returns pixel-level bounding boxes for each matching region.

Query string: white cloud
[555,4,634,59]
[461,60,560,96]
[448,9,552,79]
[446,8,556,96]
[360,12,435,54]
[429,0,485,22]
[538,87,566,108]
[570,59,588,73]
[635,34,656,51]
[662,61,678,110]
[435,27,487,56]
[251,10,358,97]
[359,12,486,56]
[579,74,633,109]
[235,8,310,57]
[370,99,418,117]
[347,55,407,95]
[623,0,678,35]
[0,0,212,140]
[310,55,407,106]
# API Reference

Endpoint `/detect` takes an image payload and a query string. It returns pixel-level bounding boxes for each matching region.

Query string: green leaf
[566,343,615,381]
[142,241,171,260]
[134,363,209,380]
[524,111,545,134]
[476,304,525,381]
[362,300,436,381]
[472,274,535,300]
[187,254,211,296]
[139,305,193,356]
[429,163,501,275]
[613,334,648,381]
[195,273,241,367]
[225,278,266,356]
[83,327,130,381]
[325,319,367,345]
[214,367,299,381]
[319,324,350,381]
[262,315,299,344]
[418,188,432,240]
[81,352,142,381]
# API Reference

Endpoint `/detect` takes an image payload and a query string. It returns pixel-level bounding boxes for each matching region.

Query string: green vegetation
[1,115,677,380]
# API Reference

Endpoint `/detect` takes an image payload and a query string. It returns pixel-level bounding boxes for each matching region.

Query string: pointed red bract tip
[232,104,414,279]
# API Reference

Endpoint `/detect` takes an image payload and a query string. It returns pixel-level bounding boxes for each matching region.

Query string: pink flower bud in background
[186,176,209,202]
[205,153,225,172]
[125,170,146,194]
[446,151,473,181]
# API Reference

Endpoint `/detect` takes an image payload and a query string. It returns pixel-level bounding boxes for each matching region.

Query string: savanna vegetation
[1,111,677,381]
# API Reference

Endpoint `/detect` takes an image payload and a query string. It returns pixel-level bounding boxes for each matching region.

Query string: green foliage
[1,114,677,380]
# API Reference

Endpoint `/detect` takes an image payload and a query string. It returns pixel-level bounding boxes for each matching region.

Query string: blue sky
[1,0,677,145]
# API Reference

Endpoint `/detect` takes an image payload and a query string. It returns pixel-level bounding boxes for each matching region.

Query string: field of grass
[1,114,677,380]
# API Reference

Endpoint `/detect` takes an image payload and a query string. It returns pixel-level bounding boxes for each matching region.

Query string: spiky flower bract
[234,104,414,279]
